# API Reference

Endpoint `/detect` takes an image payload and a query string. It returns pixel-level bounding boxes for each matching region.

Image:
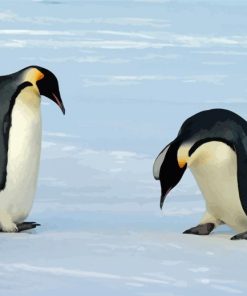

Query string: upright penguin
[153,108,247,240]
[0,66,65,232]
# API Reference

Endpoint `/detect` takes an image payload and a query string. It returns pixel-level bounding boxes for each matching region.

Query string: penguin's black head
[153,140,187,210]
[33,66,65,114]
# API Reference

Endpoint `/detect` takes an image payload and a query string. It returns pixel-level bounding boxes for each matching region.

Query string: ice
[0,0,247,295]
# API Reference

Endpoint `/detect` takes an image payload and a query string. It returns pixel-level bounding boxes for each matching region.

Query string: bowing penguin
[153,108,247,240]
[0,66,65,232]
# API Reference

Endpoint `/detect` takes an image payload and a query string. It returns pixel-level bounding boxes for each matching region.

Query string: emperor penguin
[153,108,247,240]
[0,66,65,232]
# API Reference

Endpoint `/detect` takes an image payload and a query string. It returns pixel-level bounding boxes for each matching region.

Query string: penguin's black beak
[160,195,166,210]
[160,190,170,210]
[52,92,65,115]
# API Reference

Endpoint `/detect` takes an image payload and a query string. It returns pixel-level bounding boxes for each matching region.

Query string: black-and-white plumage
[0,66,65,232]
[153,109,247,240]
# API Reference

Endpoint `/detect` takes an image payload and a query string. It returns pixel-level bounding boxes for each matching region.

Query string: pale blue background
[0,1,247,295]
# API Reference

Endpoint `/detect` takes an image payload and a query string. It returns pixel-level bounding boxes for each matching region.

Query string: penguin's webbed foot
[16,222,40,232]
[183,223,215,235]
[231,231,247,240]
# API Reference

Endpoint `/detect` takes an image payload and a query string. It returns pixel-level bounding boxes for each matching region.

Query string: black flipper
[234,138,247,215]
[0,78,32,190]
[183,223,215,235]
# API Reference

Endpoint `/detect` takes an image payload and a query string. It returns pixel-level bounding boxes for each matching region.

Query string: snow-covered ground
[0,0,247,295]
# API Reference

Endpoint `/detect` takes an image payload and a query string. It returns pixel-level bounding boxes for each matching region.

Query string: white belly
[188,141,247,232]
[0,89,41,223]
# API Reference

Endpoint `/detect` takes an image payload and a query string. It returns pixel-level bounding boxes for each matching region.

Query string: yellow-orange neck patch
[177,144,191,168]
[24,68,44,84]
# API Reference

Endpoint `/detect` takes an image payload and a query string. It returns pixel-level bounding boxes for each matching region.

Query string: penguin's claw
[16,222,40,232]
[183,223,215,235]
[231,231,247,240]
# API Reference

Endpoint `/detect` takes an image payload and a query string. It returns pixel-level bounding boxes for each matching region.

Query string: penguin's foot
[0,221,40,232]
[183,223,215,235]
[231,231,247,240]
[16,222,40,232]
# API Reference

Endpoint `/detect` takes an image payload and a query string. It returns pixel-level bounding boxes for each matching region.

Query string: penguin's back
[179,108,247,143]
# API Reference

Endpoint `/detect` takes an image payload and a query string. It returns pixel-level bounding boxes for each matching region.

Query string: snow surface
[0,0,247,295]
